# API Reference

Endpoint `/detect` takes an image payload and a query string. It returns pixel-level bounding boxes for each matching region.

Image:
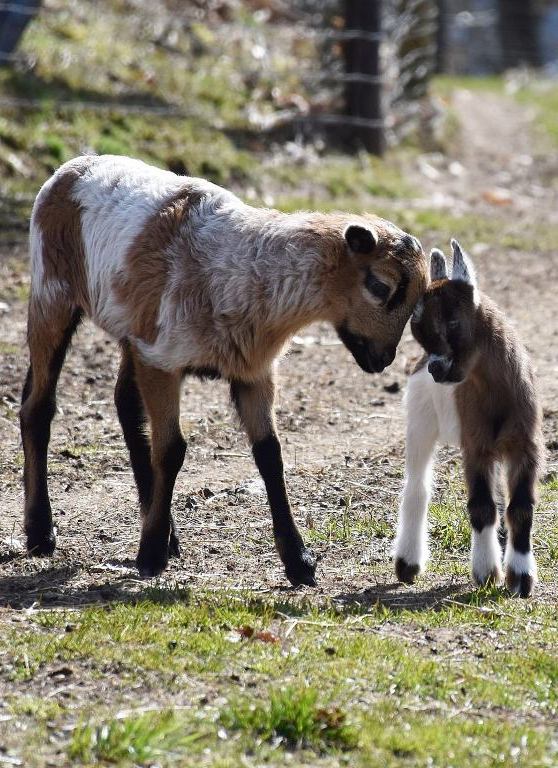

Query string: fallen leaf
[482,188,513,206]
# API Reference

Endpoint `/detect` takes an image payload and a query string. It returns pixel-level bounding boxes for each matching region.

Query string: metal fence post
[0,0,41,61]
[343,0,384,155]
[498,0,540,70]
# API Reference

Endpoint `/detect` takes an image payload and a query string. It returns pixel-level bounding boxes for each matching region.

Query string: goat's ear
[412,297,424,323]
[344,224,378,256]
[450,239,477,286]
[430,248,448,280]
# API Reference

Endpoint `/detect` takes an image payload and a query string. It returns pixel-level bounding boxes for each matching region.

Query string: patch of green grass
[221,686,357,752]
[7,695,64,721]
[69,710,204,765]
[43,134,68,163]
[3,588,558,766]
[0,341,19,354]
[358,702,553,768]
[516,80,558,148]
[432,75,505,100]
[429,500,470,554]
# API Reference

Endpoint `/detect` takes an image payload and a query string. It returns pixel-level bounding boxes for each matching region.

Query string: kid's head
[411,239,480,384]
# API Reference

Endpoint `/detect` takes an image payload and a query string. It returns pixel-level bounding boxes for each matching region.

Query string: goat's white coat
[71,156,197,337]
[394,365,461,573]
[504,545,537,578]
[471,526,503,583]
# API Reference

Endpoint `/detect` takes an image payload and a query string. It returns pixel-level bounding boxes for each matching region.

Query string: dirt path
[1,88,557,607]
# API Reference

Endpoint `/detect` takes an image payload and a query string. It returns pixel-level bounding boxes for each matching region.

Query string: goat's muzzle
[337,325,396,374]
[427,354,462,384]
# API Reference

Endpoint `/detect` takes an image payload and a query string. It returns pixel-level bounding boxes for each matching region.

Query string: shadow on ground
[0,558,493,614]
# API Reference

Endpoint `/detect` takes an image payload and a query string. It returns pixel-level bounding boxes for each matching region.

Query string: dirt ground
[1,88,557,610]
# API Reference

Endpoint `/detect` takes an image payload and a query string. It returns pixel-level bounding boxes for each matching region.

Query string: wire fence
[0,0,554,141]
[0,0,440,152]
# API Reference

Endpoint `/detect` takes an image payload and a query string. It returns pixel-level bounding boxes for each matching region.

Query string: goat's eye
[447,319,460,330]
[365,271,391,302]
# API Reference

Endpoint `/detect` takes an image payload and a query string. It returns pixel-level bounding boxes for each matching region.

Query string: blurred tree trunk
[0,0,41,61]
[343,0,384,155]
[498,0,540,69]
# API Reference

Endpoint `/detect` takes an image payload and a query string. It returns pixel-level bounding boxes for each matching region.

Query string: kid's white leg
[394,370,438,584]
[463,455,503,587]
[504,451,538,598]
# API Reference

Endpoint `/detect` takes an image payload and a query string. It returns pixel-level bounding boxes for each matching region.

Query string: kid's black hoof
[284,549,317,587]
[395,557,420,585]
[472,566,503,588]
[168,530,181,559]
[506,568,534,598]
[136,539,169,579]
[26,528,56,557]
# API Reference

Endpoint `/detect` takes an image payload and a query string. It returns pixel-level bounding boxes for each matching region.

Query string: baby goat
[21,155,427,586]
[394,240,542,597]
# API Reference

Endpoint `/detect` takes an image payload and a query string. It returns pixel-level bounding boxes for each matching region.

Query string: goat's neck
[467,300,518,391]
[244,212,337,330]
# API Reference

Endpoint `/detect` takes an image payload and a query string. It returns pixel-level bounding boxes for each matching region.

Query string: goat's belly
[432,381,461,447]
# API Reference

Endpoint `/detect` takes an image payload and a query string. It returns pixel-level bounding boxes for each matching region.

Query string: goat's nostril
[428,359,449,381]
[383,347,396,366]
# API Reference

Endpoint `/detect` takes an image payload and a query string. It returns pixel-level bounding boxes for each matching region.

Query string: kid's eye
[448,319,460,330]
[365,271,391,302]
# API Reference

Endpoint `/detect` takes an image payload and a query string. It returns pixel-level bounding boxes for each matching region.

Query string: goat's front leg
[464,452,503,587]
[394,372,438,583]
[133,355,185,578]
[231,376,317,587]
[504,450,538,597]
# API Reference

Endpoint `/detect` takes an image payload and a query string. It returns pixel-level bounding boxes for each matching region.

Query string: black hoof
[26,528,56,557]
[284,548,318,588]
[168,530,181,559]
[506,568,534,598]
[472,566,503,588]
[136,537,169,579]
[395,557,420,585]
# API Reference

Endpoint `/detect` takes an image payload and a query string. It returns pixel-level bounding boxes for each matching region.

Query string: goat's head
[411,239,480,384]
[329,217,427,373]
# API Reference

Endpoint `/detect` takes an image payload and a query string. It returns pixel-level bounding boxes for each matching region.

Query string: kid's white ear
[430,248,448,281]
[450,239,479,304]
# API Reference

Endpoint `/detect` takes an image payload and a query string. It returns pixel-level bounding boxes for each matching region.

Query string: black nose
[428,359,448,382]
[382,346,396,368]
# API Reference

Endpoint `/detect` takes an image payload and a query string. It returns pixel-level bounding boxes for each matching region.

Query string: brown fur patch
[454,298,542,473]
[34,156,98,313]
[113,185,202,344]
[414,284,543,479]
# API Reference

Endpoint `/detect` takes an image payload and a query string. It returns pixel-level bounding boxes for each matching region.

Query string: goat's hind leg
[131,354,185,578]
[464,454,503,587]
[114,343,180,558]
[504,451,538,598]
[394,372,438,584]
[20,300,82,555]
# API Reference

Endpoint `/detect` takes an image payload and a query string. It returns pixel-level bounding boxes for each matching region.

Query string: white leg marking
[394,368,439,574]
[471,526,503,585]
[504,545,537,579]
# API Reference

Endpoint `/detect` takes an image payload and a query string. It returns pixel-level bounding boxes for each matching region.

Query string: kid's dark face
[411,280,477,384]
